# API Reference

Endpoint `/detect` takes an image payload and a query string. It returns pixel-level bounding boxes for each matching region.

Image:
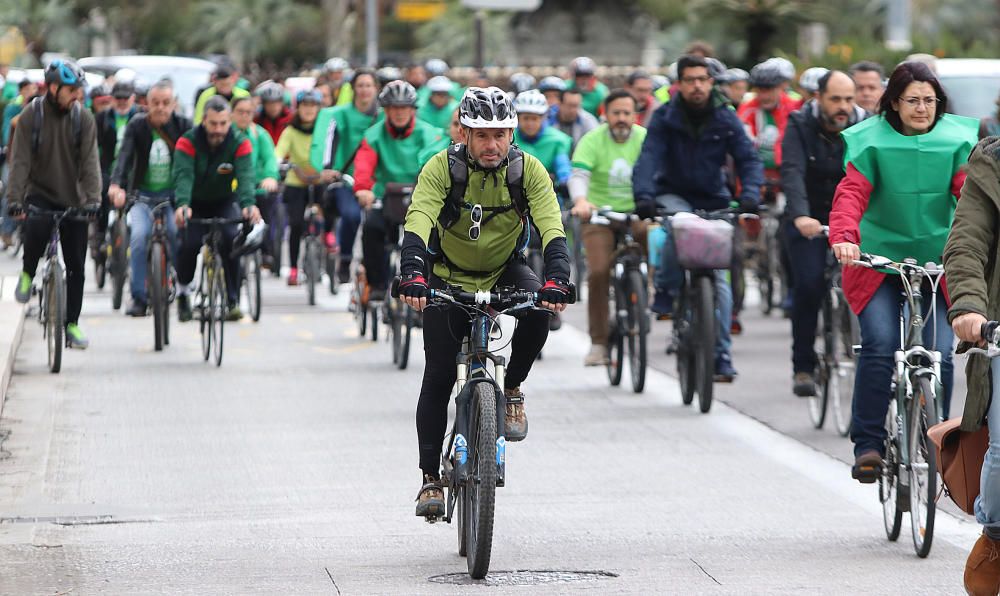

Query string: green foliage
[413,1,511,66]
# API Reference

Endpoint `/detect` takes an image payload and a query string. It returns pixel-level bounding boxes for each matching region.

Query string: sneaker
[337,261,351,285]
[65,323,89,350]
[287,267,299,286]
[13,271,31,304]
[651,290,673,320]
[965,532,1000,596]
[226,305,243,321]
[730,316,743,335]
[793,372,818,397]
[126,301,148,317]
[415,474,446,518]
[714,356,738,382]
[851,450,883,484]
[324,231,336,250]
[177,295,192,322]
[505,387,528,442]
[584,344,609,367]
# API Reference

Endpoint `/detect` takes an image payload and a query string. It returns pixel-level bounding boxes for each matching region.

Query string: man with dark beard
[568,89,647,366]
[780,70,868,397]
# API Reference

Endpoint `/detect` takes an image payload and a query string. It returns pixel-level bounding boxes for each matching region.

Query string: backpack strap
[31,98,82,164]
[437,143,469,229]
[30,97,42,155]
[505,146,527,218]
[71,102,81,162]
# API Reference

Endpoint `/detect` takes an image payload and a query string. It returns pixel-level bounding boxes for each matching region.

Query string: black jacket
[781,101,869,224]
[110,112,192,194]
[95,106,140,177]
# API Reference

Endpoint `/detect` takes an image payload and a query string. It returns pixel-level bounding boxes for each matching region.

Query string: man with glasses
[549,88,599,150]
[94,81,141,263]
[635,54,763,381]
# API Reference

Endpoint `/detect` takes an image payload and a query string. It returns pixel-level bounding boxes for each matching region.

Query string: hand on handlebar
[260,178,279,194]
[356,190,375,210]
[794,216,824,239]
[109,184,127,209]
[396,273,430,311]
[570,199,594,220]
[320,169,341,184]
[538,279,571,313]
[833,242,861,266]
[242,205,262,224]
[175,206,192,228]
[954,312,988,346]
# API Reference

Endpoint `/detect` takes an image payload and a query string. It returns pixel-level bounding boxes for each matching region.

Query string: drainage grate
[428,570,618,586]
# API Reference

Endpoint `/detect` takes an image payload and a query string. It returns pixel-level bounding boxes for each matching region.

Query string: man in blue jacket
[633,54,763,381]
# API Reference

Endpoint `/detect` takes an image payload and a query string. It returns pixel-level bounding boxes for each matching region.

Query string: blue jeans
[851,277,954,456]
[654,194,733,361]
[784,220,829,374]
[330,185,361,261]
[975,358,1000,527]
[127,193,177,304]
[0,166,15,236]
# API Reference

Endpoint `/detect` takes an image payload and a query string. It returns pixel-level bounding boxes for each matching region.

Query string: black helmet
[509,72,537,95]
[749,61,789,88]
[231,221,268,258]
[44,58,85,88]
[706,58,728,81]
[378,80,418,107]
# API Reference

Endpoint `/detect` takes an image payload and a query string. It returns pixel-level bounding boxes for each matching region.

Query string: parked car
[935,58,1000,121]
[78,55,217,118]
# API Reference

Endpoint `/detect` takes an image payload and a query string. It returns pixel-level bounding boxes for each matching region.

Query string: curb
[0,275,27,420]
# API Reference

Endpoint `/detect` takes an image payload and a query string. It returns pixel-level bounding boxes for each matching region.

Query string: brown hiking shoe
[505,387,528,442]
[793,372,817,397]
[851,450,882,484]
[966,532,1000,595]
[415,474,445,518]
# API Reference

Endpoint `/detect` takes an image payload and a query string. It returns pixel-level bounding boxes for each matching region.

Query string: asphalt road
[0,254,981,594]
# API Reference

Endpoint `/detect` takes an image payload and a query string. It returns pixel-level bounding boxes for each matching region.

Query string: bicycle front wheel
[212,265,226,367]
[694,275,715,413]
[606,276,624,386]
[150,242,167,351]
[46,264,65,374]
[245,252,262,322]
[110,217,128,311]
[831,295,859,437]
[304,239,318,306]
[909,376,939,558]
[464,382,497,579]
[626,269,648,393]
[808,304,830,429]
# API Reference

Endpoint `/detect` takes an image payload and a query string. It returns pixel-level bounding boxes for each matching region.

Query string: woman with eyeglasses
[275,88,325,286]
[828,60,978,483]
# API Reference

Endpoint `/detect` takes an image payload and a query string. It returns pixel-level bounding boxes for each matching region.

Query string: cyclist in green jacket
[512,90,572,189]
[565,57,609,117]
[173,96,261,322]
[232,95,280,266]
[417,76,460,132]
[352,81,443,301]
[311,69,383,283]
[395,87,572,517]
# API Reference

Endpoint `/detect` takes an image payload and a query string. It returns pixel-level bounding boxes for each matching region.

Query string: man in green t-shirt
[108,79,192,316]
[568,89,647,366]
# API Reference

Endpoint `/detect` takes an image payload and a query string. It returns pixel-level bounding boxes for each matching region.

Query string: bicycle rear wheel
[909,376,939,558]
[212,265,226,367]
[831,296,859,437]
[694,275,715,413]
[110,217,128,310]
[150,242,167,351]
[304,239,318,306]
[606,276,624,386]
[46,264,65,374]
[370,301,379,342]
[808,304,830,429]
[880,399,903,541]
[464,382,497,579]
[326,251,339,295]
[626,269,648,393]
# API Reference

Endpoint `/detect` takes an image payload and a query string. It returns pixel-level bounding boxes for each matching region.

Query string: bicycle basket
[670,213,734,270]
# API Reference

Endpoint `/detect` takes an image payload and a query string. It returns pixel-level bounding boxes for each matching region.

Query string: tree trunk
[745,18,777,65]
[324,0,353,58]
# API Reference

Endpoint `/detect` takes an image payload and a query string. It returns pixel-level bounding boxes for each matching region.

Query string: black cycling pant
[283,185,323,268]
[416,259,549,477]
[22,197,89,325]
[361,208,400,291]
[256,191,279,257]
[176,202,241,306]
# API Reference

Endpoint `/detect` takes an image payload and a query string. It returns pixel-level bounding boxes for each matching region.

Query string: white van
[935,58,1000,121]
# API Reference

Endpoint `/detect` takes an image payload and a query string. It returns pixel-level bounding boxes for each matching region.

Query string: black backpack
[438,143,527,230]
[30,96,82,160]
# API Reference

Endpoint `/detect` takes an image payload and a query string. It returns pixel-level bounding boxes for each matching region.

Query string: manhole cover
[428,570,618,586]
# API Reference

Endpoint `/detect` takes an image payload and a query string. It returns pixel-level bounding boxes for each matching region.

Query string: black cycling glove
[634,198,657,220]
[538,278,571,305]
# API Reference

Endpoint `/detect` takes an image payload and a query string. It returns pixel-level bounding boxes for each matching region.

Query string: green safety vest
[843,114,978,266]
[514,126,571,176]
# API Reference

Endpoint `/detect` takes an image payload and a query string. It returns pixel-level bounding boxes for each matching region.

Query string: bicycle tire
[304,239,317,306]
[695,275,715,413]
[151,242,166,352]
[389,298,400,365]
[46,263,64,374]
[676,286,695,405]
[370,302,379,342]
[200,264,211,362]
[456,479,468,557]
[355,278,368,338]
[95,256,107,290]
[110,217,128,310]
[398,305,413,370]
[326,252,338,295]
[606,276,624,386]
[465,382,497,579]
[832,295,858,437]
[212,265,226,367]
[626,269,648,393]
[270,201,286,277]
[808,303,830,429]
[880,399,903,541]
[909,376,939,558]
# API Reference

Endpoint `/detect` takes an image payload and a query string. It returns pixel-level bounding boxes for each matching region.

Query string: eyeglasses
[469,204,482,241]
[681,76,712,84]
[901,96,940,108]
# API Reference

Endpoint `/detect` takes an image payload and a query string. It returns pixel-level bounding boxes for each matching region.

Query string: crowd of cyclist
[7,43,1000,591]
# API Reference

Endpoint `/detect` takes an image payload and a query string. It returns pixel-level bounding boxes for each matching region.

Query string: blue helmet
[295,89,324,105]
[44,58,85,88]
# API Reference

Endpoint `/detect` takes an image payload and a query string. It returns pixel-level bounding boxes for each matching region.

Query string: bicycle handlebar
[25,205,93,221]
[852,253,944,276]
[390,282,578,311]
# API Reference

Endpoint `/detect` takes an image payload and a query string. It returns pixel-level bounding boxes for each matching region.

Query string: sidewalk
[0,273,27,419]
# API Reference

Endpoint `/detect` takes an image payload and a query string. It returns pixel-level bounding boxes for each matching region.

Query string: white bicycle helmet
[513,89,549,115]
[571,56,597,76]
[426,76,452,93]
[798,67,829,94]
[324,57,349,73]
[425,58,449,77]
[765,57,796,81]
[538,76,567,93]
[459,86,518,129]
